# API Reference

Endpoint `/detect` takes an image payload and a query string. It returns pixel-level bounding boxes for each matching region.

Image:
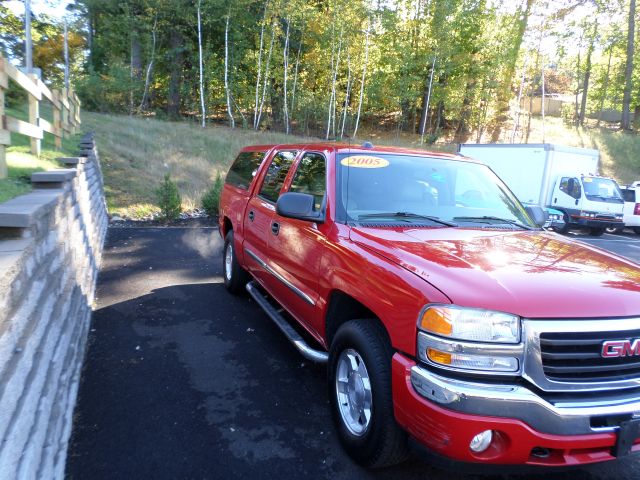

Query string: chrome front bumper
[410,365,640,436]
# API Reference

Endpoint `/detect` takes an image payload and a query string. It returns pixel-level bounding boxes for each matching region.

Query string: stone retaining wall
[0,135,107,479]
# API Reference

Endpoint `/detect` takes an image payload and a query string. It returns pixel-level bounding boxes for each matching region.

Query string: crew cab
[218,143,640,469]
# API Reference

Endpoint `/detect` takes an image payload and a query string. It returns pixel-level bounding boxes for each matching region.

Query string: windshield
[336,153,534,228]
[582,177,624,202]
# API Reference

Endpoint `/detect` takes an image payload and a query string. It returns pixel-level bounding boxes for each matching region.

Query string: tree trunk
[253,1,269,129]
[224,13,235,128]
[197,0,205,127]
[256,23,275,130]
[131,28,143,79]
[352,23,370,138]
[340,54,352,138]
[326,32,342,140]
[283,19,291,134]
[579,22,598,126]
[621,0,635,130]
[138,15,157,112]
[419,56,436,144]
[290,25,304,125]
[167,28,183,119]
[597,46,613,126]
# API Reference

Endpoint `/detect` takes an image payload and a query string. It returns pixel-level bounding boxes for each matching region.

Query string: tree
[621,0,635,130]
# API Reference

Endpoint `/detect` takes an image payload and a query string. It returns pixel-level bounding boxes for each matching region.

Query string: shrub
[156,173,182,221]
[201,173,224,216]
[561,103,576,126]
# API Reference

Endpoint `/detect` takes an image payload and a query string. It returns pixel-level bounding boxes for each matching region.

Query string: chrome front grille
[522,318,640,393]
[540,330,640,382]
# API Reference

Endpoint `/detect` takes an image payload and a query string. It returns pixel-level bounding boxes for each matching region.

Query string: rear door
[267,152,327,334]
[242,150,298,286]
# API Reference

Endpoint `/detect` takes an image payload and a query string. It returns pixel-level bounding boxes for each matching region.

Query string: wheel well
[325,291,388,347]
[222,216,233,237]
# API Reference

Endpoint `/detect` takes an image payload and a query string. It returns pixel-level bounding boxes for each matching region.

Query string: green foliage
[155,173,182,221]
[561,103,576,126]
[201,173,224,216]
[76,64,136,113]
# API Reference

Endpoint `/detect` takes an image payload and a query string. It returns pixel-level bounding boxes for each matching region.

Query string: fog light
[469,430,493,453]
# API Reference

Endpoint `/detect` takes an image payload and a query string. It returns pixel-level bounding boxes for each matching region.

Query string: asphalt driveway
[66,226,640,480]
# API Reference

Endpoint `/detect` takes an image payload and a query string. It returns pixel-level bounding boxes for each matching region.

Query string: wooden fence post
[52,89,62,149]
[28,73,40,157]
[0,65,7,179]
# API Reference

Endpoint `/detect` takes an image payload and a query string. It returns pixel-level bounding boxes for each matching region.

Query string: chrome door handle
[248,210,255,221]
[271,222,280,235]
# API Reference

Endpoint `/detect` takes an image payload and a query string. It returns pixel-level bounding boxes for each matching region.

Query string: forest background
[1,0,639,217]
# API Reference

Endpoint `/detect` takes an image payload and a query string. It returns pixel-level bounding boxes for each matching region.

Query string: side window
[289,153,326,211]
[559,177,569,194]
[623,189,636,202]
[258,151,297,203]
[225,151,265,189]
[559,177,580,199]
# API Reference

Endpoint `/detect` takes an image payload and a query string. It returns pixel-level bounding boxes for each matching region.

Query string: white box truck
[458,143,624,235]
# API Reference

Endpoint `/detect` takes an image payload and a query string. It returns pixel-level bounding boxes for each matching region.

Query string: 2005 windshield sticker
[340,155,390,168]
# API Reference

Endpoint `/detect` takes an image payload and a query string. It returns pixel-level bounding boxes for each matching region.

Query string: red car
[218,143,640,469]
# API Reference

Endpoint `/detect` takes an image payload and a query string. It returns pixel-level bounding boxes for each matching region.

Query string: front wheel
[328,320,408,468]
[605,226,622,234]
[552,211,571,234]
[223,231,249,294]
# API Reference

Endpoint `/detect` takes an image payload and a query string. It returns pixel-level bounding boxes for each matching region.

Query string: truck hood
[349,227,640,318]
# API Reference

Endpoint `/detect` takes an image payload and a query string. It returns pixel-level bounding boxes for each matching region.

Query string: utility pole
[24,0,33,72]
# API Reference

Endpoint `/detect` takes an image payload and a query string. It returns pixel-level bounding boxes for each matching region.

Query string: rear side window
[623,189,636,202]
[225,151,265,189]
[258,151,297,202]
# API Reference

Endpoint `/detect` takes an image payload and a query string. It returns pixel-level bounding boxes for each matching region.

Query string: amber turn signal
[420,307,453,336]
[427,348,452,365]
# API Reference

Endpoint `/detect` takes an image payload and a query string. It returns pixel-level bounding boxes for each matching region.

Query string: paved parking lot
[570,230,640,264]
[67,226,640,480]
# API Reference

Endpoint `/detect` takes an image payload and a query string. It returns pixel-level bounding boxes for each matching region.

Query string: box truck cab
[458,144,624,236]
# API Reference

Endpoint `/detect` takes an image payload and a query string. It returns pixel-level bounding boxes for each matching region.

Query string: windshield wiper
[453,216,534,230]
[357,212,457,227]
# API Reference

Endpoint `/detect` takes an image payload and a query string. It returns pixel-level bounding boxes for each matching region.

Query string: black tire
[328,319,408,468]
[222,231,249,294]
[589,227,605,236]
[605,226,622,234]
[633,227,640,235]
[552,211,571,234]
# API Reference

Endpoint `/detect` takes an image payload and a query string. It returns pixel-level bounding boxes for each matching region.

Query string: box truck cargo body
[458,143,624,235]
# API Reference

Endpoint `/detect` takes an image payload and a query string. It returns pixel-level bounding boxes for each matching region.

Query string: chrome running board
[246,281,328,364]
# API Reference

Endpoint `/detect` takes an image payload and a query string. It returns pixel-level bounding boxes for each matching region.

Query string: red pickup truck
[218,143,640,469]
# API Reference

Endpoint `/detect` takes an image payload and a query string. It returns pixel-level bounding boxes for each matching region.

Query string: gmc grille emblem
[601,339,640,358]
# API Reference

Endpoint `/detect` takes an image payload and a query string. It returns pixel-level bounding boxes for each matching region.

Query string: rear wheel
[223,231,249,294]
[589,227,605,236]
[328,320,408,468]
[634,227,640,235]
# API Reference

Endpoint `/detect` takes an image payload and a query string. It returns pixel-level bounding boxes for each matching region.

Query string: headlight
[419,305,520,344]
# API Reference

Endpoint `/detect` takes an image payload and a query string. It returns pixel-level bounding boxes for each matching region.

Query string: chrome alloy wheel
[224,242,233,281]
[335,348,372,436]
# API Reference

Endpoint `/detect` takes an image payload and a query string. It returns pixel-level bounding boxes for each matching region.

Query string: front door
[268,152,327,336]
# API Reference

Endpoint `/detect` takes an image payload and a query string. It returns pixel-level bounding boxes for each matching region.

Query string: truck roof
[239,142,463,160]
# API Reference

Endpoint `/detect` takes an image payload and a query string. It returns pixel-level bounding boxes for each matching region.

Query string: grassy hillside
[82,112,314,218]
[82,112,639,219]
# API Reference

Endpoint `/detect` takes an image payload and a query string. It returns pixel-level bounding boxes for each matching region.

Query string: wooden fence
[0,55,81,178]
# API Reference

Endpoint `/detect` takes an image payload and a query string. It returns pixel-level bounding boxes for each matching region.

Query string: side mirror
[276,192,323,222]
[525,205,547,227]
